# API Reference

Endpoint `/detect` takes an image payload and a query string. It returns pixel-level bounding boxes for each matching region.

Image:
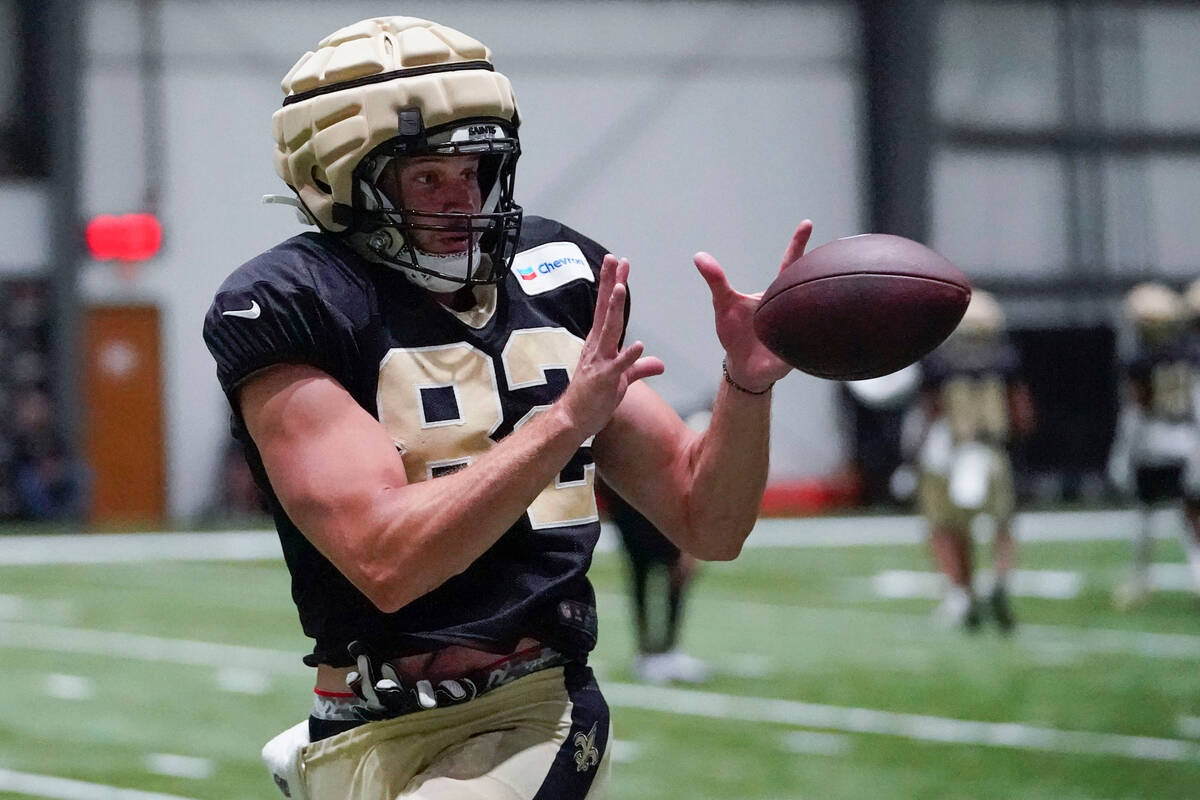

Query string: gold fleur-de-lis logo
[573,721,601,772]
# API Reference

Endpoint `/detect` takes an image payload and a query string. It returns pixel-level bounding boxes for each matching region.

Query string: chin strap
[348,227,492,292]
[262,195,318,226]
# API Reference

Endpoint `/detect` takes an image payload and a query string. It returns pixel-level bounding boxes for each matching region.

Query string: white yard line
[740,508,1185,549]
[1,622,1194,764]
[1148,563,1197,593]
[43,674,93,701]
[866,566,1190,599]
[0,508,1185,566]
[610,739,644,763]
[867,568,1083,600]
[1177,715,1200,739]
[143,754,213,780]
[604,683,1200,763]
[215,667,272,695]
[0,768,199,800]
[594,591,1200,662]
[0,621,299,673]
[0,530,280,565]
[0,593,29,614]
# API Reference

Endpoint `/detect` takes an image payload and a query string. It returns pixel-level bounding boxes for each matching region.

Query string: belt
[345,641,571,721]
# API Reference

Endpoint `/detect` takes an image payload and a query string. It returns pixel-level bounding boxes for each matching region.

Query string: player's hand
[695,220,814,392]
[560,254,664,437]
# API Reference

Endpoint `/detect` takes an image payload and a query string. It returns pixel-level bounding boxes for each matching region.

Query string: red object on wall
[759,475,861,517]
[86,214,163,262]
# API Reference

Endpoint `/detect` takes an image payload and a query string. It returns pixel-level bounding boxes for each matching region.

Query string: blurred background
[2,1,1199,799]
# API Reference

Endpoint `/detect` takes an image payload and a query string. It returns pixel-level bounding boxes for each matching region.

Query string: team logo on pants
[573,722,601,772]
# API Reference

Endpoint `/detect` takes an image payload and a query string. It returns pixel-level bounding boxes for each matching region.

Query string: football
[753,233,971,381]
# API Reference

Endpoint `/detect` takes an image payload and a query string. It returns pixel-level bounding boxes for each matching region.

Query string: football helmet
[955,289,1004,338]
[1124,282,1182,325]
[271,17,522,292]
[1124,282,1183,346]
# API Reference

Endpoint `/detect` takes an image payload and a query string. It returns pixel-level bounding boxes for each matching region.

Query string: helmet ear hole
[311,166,332,194]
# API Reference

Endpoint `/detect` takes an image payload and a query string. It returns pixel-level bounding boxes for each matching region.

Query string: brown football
[753,233,971,380]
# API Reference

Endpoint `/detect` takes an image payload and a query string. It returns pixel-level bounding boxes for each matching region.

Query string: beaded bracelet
[722,358,773,395]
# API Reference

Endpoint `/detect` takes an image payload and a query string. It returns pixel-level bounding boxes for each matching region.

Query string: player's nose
[441,179,480,213]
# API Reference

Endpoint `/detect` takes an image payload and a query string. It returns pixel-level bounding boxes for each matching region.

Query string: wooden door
[83,305,166,524]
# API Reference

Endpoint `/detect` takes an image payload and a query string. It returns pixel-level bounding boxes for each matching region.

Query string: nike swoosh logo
[222,301,261,319]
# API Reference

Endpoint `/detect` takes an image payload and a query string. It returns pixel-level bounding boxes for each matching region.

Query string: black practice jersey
[921,336,1021,445]
[1125,343,1197,424]
[204,217,613,666]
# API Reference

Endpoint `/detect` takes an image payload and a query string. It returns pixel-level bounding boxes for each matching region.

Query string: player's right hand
[559,254,664,437]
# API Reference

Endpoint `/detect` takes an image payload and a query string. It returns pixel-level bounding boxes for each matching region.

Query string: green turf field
[2,512,1199,799]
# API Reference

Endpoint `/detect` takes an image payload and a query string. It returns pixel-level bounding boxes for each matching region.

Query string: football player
[914,291,1034,632]
[1108,283,1200,609]
[597,402,714,686]
[203,17,810,800]
[1185,278,1200,395]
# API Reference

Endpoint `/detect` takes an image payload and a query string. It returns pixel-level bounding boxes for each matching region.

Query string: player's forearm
[678,380,772,559]
[360,404,588,610]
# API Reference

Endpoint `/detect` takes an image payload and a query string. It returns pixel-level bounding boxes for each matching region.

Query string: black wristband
[722,358,773,395]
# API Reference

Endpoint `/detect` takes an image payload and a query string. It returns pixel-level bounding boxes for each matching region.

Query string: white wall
[931,3,1200,280]
[0,183,49,274]
[79,1,861,519]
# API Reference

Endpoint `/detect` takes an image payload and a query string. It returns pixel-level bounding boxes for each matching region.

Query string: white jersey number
[376,329,596,529]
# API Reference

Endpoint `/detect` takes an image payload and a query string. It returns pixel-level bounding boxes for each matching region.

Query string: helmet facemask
[350,115,522,293]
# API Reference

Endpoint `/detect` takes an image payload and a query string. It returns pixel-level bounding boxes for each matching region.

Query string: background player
[1108,283,1200,609]
[1186,278,1200,409]
[596,401,714,685]
[912,291,1035,631]
[204,16,811,799]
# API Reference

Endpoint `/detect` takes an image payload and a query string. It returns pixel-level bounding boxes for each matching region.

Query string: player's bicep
[237,363,410,568]
[592,382,697,545]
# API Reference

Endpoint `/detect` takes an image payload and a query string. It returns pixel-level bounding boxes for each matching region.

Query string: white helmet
[272,17,522,291]
[956,289,1005,337]
[1123,282,1183,326]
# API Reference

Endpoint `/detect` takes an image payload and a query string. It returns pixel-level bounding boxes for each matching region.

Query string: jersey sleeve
[203,272,362,401]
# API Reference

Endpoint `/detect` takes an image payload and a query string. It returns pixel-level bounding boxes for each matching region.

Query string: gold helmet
[1123,282,1183,326]
[956,289,1005,337]
[272,17,522,291]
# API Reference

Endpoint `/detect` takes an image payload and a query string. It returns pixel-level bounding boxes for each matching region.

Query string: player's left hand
[694,220,813,392]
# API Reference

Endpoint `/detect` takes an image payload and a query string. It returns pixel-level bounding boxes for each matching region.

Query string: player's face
[384,155,483,254]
